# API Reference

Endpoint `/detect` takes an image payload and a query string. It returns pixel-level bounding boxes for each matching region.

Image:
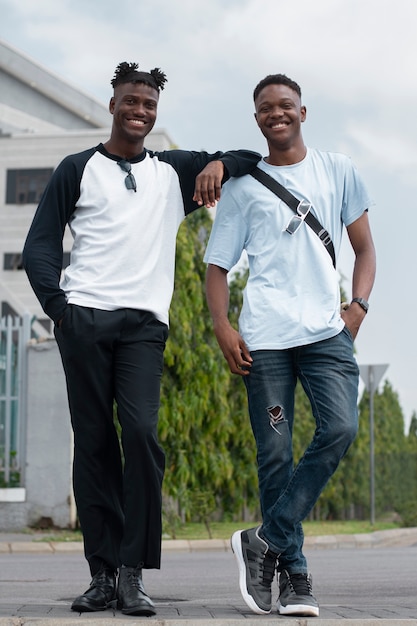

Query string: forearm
[205,264,252,375]
[23,241,67,324]
[22,198,68,324]
[347,211,376,301]
[351,246,376,301]
[343,212,376,338]
[193,150,261,208]
[205,264,231,329]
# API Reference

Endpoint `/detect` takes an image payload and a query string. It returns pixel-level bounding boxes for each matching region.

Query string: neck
[265,143,307,166]
[103,138,145,160]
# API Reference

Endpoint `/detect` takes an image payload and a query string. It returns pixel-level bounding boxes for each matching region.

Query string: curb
[1,618,417,625]
[1,527,417,554]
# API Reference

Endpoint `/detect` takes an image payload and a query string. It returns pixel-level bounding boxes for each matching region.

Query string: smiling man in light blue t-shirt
[204,73,376,618]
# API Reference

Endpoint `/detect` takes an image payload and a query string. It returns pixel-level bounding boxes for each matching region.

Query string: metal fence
[0,314,30,487]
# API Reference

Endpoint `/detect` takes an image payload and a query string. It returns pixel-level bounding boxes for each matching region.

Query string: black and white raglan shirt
[23,144,260,326]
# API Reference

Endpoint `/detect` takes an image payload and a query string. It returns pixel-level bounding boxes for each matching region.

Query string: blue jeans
[243,327,359,573]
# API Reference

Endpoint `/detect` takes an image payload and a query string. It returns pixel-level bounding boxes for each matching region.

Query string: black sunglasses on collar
[117,160,137,192]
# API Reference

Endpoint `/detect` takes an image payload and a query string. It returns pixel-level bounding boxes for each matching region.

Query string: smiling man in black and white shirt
[23,61,260,617]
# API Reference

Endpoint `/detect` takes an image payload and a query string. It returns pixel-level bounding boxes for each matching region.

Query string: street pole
[359,364,388,526]
[369,367,375,526]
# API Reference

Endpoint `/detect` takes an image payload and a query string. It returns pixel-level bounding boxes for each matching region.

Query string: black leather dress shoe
[71,565,117,612]
[117,565,156,616]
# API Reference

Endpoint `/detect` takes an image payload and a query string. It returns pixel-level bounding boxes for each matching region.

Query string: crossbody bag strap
[250,168,336,268]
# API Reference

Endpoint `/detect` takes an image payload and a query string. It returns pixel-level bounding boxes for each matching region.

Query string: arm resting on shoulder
[193,150,261,207]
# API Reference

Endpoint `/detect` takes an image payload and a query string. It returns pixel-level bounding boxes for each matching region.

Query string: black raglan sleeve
[155,149,261,214]
[22,151,90,324]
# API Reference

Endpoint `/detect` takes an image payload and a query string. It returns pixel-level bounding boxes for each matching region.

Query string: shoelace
[287,573,312,596]
[261,550,278,587]
[90,568,114,589]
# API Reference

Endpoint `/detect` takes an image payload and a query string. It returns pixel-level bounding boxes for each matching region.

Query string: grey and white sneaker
[277,569,319,616]
[231,526,278,614]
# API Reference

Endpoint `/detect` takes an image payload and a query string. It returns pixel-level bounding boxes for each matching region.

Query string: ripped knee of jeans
[267,405,285,435]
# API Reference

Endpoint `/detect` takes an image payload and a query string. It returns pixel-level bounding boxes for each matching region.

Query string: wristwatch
[351,297,369,314]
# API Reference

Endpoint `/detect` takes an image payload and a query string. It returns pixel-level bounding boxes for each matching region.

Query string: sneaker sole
[277,601,319,617]
[231,530,271,615]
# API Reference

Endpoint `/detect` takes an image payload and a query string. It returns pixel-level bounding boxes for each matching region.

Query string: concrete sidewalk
[0,528,416,625]
[1,526,417,554]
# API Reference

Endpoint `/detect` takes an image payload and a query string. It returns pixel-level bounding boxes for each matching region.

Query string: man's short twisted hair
[111,62,167,92]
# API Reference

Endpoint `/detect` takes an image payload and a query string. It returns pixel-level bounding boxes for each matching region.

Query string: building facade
[0,38,174,332]
[0,39,174,528]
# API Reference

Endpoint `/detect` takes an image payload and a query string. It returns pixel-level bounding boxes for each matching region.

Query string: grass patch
[33,519,401,543]
[166,519,400,540]
[302,520,399,536]
[34,529,83,542]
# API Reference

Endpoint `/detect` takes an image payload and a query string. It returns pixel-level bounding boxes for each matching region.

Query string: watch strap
[351,297,369,313]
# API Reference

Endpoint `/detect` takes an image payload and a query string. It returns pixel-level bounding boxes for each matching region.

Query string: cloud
[1,0,416,423]
[342,122,417,187]
[3,0,417,151]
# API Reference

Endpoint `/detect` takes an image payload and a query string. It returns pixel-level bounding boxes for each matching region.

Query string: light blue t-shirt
[204,148,373,350]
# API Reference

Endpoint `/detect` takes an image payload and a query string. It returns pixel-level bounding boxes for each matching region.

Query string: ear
[254,112,259,126]
[301,105,307,122]
[109,97,115,114]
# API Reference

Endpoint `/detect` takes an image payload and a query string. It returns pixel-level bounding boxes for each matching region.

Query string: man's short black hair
[111,62,167,92]
[253,74,302,102]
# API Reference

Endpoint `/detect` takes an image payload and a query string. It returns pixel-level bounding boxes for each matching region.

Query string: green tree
[317,380,412,522]
[159,209,258,522]
[372,381,406,515]
[316,388,370,520]
[408,412,417,439]
[401,411,417,526]
[219,267,259,519]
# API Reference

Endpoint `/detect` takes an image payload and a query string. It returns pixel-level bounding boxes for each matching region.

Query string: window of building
[3,252,70,270]
[6,169,53,205]
[3,254,23,270]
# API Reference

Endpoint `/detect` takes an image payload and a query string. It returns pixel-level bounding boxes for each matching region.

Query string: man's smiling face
[254,83,306,150]
[109,81,159,146]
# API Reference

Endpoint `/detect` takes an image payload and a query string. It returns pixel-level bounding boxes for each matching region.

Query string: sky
[1,0,416,429]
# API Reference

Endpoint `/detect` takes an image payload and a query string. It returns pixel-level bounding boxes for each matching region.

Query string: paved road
[1,541,416,624]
